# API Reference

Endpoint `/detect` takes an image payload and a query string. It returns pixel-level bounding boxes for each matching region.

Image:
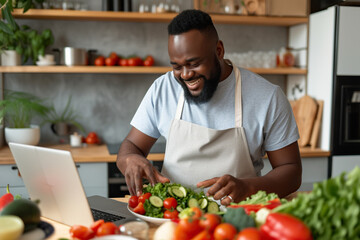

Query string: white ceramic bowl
[127,206,170,225]
[5,125,41,146]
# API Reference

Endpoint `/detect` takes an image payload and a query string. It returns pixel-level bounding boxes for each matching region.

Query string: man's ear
[216,40,225,59]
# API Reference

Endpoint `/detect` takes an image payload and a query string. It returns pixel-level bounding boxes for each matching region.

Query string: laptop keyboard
[91,208,125,222]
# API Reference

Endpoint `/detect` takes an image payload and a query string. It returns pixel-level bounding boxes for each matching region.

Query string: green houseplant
[42,96,84,136]
[0,0,54,64]
[0,90,50,145]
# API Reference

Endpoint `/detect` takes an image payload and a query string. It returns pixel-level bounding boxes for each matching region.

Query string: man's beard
[178,58,221,104]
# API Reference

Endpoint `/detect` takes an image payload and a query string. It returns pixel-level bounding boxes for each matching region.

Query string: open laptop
[8,142,136,226]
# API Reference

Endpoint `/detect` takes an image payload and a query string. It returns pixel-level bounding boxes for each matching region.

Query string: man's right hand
[123,154,170,196]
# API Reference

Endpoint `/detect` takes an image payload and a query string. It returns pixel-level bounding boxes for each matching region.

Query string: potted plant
[0,1,54,65]
[0,90,50,145]
[42,96,84,137]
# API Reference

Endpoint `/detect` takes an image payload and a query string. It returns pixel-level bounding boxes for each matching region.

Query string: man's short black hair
[168,9,218,40]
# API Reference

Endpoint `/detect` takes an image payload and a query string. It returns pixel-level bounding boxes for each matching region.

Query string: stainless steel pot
[53,47,88,66]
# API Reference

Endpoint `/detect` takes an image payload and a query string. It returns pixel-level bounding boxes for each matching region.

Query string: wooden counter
[0,144,329,165]
[0,144,165,165]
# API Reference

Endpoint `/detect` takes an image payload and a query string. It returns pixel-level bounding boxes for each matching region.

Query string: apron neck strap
[175,60,243,127]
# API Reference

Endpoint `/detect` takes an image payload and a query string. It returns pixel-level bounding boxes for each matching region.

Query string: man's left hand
[197,175,251,206]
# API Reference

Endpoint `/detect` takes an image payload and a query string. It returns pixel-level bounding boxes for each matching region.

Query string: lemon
[0,215,24,240]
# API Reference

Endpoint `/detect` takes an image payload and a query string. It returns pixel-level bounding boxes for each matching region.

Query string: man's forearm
[116,138,146,174]
[243,162,302,198]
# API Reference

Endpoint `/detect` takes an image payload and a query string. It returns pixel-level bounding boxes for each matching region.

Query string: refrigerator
[307,2,360,177]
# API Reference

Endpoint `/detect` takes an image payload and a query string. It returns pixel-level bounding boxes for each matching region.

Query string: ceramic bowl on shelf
[36,61,56,66]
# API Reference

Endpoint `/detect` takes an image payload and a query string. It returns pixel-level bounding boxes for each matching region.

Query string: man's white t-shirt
[131,67,299,175]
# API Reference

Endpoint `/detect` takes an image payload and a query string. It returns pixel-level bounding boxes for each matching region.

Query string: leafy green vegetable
[142,183,218,218]
[231,190,285,206]
[223,207,255,231]
[274,167,360,240]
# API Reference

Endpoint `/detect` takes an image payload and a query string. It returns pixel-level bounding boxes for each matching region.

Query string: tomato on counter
[69,225,95,240]
[109,52,120,64]
[105,57,116,66]
[119,58,128,66]
[128,196,139,208]
[85,132,100,144]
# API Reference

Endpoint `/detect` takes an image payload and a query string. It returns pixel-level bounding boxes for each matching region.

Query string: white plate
[127,205,170,225]
[36,61,56,66]
[93,236,137,240]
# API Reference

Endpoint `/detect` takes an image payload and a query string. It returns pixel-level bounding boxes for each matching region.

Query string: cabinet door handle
[76,165,80,168]
[11,166,18,170]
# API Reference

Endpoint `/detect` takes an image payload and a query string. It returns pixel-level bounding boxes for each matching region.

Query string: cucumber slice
[179,186,187,197]
[188,198,199,208]
[149,196,163,208]
[207,201,219,213]
[168,187,174,197]
[172,188,185,198]
[198,198,208,209]
[176,206,183,212]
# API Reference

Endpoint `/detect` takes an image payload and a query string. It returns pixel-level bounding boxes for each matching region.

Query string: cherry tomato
[192,230,213,240]
[135,57,144,66]
[94,56,105,66]
[128,57,138,66]
[138,192,152,204]
[177,217,203,238]
[173,224,191,240]
[69,225,95,240]
[189,207,203,219]
[87,132,98,138]
[119,58,128,66]
[90,219,105,233]
[109,52,119,63]
[105,57,116,66]
[86,132,99,144]
[128,195,139,209]
[163,197,177,210]
[144,55,154,66]
[213,223,238,240]
[199,213,221,233]
[235,227,262,240]
[133,202,146,215]
[96,222,120,236]
[164,209,179,219]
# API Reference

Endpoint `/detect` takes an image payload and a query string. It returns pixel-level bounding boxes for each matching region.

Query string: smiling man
[116,9,302,206]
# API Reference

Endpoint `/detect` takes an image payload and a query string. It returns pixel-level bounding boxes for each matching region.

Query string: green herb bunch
[0,90,50,128]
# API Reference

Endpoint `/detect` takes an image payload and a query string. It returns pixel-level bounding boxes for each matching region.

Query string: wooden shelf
[0,66,307,75]
[12,9,308,26]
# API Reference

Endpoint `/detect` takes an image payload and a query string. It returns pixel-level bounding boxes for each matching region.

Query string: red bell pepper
[260,212,312,240]
[228,199,282,215]
[0,184,14,211]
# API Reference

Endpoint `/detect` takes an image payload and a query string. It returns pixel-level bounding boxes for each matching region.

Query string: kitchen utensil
[291,95,319,147]
[53,47,88,66]
[310,100,324,149]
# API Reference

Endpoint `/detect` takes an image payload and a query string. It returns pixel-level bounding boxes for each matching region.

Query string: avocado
[0,199,41,232]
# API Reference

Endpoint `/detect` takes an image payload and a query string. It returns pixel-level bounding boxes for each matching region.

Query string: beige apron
[161,65,256,189]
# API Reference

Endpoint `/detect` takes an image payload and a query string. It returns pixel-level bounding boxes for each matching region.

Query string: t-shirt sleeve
[263,87,299,151]
[130,81,161,139]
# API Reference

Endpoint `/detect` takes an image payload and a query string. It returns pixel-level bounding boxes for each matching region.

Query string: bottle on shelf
[139,0,150,12]
[102,0,113,11]
[113,0,124,11]
[123,0,132,12]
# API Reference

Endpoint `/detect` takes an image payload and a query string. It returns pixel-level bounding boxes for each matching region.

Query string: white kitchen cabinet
[0,162,108,198]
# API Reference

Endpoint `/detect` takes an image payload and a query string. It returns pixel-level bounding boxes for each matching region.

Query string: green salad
[142,182,219,218]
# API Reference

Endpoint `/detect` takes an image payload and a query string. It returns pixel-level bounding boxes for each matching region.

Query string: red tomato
[96,222,120,236]
[94,56,105,66]
[109,52,119,63]
[177,218,203,238]
[144,55,154,66]
[213,223,237,240]
[138,192,152,204]
[163,197,177,210]
[133,202,145,215]
[128,195,139,208]
[200,213,221,233]
[135,57,144,66]
[189,207,203,219]
[90,219,105,233]
[128,57,138,66]
[119,58,128,66]
[173,224,191,240]
[87,132,98,138]
[192,230,213,240]
[69,225,95,240]
[86,132,99,144]
[105,57,116,66]
[164,209,179,219]
[235,227,262,240]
